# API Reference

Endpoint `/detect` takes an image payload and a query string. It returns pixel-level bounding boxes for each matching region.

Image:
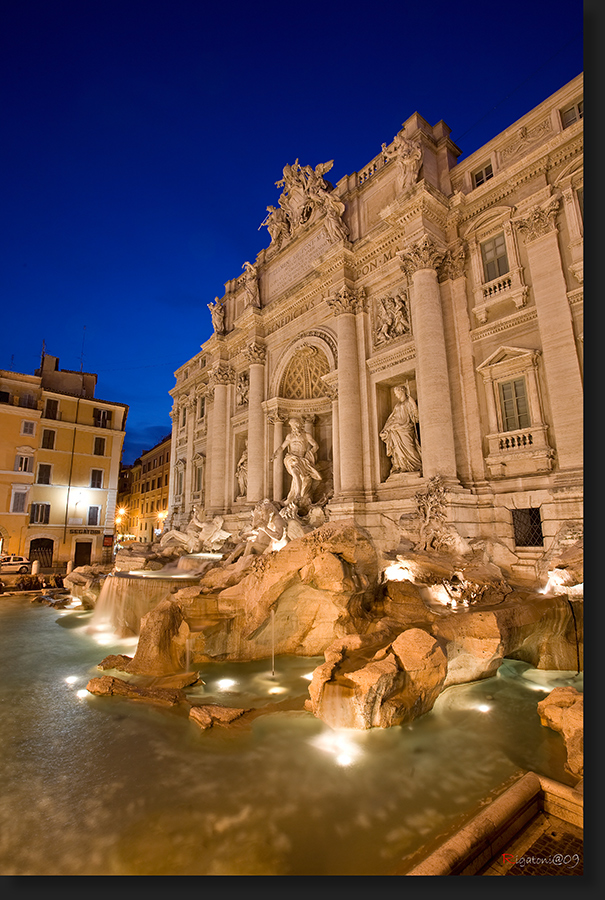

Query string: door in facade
[29,538,54,568]
[74,541,92,567]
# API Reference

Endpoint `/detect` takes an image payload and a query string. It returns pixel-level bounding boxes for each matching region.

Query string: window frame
[93,436,106,456]
[87,505,101,527]
[472,162,494,189]
[30,502,50,525]
[41,429,56,450]
[36,463,52,485]
[90,468,104,489]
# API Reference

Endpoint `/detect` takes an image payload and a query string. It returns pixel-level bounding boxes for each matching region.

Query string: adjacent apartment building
[167,73,583,580]
[116,433,171,543]
[0,353,128,567]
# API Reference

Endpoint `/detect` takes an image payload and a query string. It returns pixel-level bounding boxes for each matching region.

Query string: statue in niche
[381,133,422,192]
[242,261,260,308]
[235,440,248,500]
[380,383,422,474]
[207,297,225,335]
[272,416,322,510]
[374,294,411,346]
[236,371,249,407]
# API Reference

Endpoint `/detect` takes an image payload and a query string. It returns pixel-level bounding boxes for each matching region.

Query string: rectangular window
[472,162,493,188]
[498,378,530,431]
[93,408,112,428]
[90,469,103,489]
[561,99,583,129]
[87,506,101,527]
[30,503,50,524]
[481,233,509,282]
[0,390,10,404]
[93,436,106,456]
[37,464,51,485]
[512,508,544,547]
[165,474,169,486]
[19,393,36,409]
[576,187,584,222]
[22,421,35,436]
[196,466,204,492]
[11,492,27,513]
[150,501,155,512]
[44,398,59,420]
[14,455,33,473]
[181,407,187,428]
[41,429,56,450]
[198,397,205,419]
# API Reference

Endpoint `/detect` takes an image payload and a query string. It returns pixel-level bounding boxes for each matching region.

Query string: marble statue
[236,371,249,407]
[242,261,260,308]
[273,416,322,508]
[264,204,290,248]
[381,133,422,192]
[224,499,288,564]
[267,158,347,244]
[207,298,225,335]
[380,383,422,474]
[159,506,231,553]
[235,440,248,499]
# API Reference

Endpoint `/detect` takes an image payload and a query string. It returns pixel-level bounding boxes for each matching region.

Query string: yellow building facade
[116,434,171,544]
[0,354,128,567]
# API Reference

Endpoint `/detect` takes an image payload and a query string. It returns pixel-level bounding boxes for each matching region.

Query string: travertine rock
[189,704,248,730]
[309,627,447,729]
[124,598,186,675]
[86,675,186,707]
[537,686,583,777]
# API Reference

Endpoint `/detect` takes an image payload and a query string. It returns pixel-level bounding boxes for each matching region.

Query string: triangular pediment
[477,345,538,371]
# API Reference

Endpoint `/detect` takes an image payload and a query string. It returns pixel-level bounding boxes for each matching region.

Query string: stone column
[268,412,286,503]
[207,364,234,512]
[327,287,365,497]
[398,235,457,481]
[243,342,266,503]
[514,197,583,471]
[167,405,178,514]
[183,395,196,514]
[442,242,485,483]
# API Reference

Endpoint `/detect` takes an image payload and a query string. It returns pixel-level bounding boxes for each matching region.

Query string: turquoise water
[0,595,582,875]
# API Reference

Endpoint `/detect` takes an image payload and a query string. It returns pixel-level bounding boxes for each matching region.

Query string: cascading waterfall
[90,570,200,638]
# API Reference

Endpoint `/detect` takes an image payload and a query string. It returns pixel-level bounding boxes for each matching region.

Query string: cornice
[470,306,538,342]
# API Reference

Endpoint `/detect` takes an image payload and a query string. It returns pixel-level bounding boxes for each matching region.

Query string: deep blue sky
[0,0,583,464]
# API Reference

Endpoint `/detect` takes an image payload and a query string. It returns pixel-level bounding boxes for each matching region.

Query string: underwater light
[217,679,237,690]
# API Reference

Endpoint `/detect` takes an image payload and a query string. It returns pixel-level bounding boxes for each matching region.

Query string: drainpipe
[62,394,82,549]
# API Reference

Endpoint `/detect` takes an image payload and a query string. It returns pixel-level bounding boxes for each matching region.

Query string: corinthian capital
[398,235,445,276]
[209,363,236,387]
[243,341,267,365]
[440,242,467,281]
[326,286,366,316]
[514,197,560,243]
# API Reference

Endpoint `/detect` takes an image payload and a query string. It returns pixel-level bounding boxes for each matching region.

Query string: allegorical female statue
[380,383,422,474]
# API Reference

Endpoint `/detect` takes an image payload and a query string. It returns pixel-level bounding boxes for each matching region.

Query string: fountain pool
[0,594,582,876]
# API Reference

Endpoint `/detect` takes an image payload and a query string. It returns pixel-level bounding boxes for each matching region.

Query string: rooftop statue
[207,297,225,335]
[242,261,260,308]
[263,158,348,246]
[381,133,422,192]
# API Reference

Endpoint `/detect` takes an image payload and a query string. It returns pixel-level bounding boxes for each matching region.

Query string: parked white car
[0,555,32,573]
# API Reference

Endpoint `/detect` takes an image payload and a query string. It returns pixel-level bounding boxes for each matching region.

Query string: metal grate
[512,508,544,547]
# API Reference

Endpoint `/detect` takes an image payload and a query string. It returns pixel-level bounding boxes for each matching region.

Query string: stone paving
[479,812,583,876]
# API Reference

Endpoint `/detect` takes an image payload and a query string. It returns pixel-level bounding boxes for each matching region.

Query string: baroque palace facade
[167,74,583,573]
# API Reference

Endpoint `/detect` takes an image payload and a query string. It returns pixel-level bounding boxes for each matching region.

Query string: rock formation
[537,686,583,778]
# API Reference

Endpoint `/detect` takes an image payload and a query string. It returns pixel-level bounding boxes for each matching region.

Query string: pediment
[462,205,513,238]
[477,345,539,371]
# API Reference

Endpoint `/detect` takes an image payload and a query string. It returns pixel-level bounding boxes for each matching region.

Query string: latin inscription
[263,228,331,299]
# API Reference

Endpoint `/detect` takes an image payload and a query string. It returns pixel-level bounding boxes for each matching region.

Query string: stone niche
[375,376,421,484]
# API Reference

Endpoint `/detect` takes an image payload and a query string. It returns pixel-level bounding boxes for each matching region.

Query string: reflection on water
[0,595,582,876]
